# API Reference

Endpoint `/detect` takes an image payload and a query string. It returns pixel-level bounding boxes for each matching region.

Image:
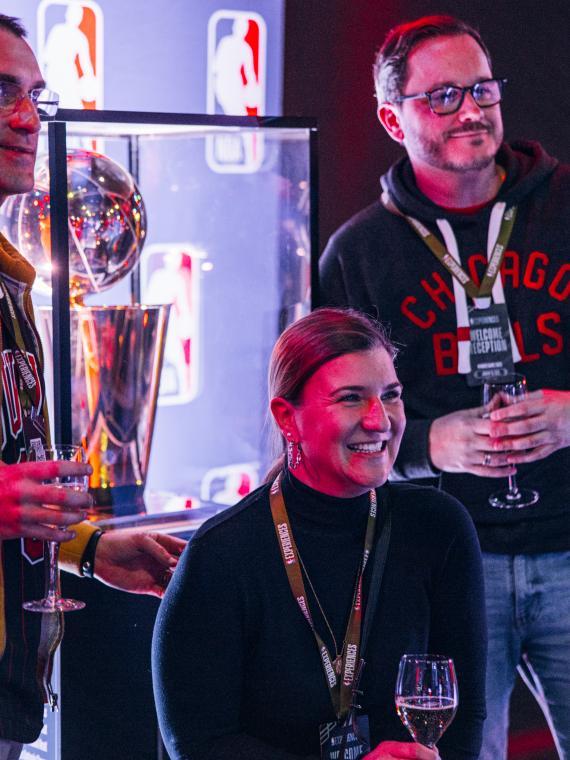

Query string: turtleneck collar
[281,468,373,531]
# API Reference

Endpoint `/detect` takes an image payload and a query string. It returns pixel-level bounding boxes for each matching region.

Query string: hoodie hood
[381,140,559,222]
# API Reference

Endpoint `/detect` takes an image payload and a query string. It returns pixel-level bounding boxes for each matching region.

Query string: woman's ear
[270,397,299,441]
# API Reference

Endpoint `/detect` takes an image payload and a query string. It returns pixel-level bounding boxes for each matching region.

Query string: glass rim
[399,653,454,662]
[28,443,82,451]
[483,372,527,386]
[26,443,86,461]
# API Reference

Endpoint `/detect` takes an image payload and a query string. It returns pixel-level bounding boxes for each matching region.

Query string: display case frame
[44,108,318,523]
[14,110,319,760]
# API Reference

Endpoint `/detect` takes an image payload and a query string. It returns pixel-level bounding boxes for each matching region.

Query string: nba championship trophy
[0,149,169,514]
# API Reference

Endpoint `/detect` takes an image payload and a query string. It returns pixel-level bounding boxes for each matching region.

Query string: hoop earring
[287,440,302,470]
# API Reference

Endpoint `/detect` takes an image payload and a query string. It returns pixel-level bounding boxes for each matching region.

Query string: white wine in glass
[395,654,458,749]
[23,444,88,613]
[482,373,539,508]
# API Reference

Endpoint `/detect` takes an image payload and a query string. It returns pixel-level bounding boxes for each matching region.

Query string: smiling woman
[268,309,405,497]
[153,308,487,760]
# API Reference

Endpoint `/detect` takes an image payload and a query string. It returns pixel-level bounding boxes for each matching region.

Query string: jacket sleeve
[317,238,349,308]
[59,520,99,574]
[151,534,317,760]
[390,419,441,481]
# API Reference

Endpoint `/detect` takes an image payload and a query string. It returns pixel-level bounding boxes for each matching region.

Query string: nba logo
[141,243,206,406]
[200,463,260,505]
[206,10,267,173]
[37,0,104,111]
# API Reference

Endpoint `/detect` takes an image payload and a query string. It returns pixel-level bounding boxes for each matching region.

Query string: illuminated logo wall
[206,10,267,172]
[37,0,103,110]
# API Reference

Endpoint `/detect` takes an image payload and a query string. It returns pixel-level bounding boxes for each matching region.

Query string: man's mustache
[445,122,493,138]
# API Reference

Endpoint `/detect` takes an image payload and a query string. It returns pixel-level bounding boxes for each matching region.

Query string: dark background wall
[284,0,570,250]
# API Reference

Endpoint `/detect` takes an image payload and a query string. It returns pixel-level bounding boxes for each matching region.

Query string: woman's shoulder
[192,481,272,545]
[383,482,475,533]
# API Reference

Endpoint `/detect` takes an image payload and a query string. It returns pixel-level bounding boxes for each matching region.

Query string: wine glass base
[23,597,86,613]
[488,488,539,509]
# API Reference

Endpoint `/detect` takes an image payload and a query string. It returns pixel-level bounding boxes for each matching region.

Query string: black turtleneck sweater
[152,472,486,760]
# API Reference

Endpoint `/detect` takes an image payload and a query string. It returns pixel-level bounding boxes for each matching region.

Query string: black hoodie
[320,141,570,553]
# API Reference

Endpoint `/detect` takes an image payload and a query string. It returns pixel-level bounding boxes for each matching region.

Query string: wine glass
[482,374,539,508]
[23,444,88,613]
[395,654,458,749]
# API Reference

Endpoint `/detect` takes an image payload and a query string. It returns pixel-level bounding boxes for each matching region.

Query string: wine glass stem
[507,474,520,499]
[45,541,61,603]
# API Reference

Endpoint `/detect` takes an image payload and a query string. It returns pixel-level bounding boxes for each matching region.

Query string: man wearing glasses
[320,15,570,760]
[0,15,185,759]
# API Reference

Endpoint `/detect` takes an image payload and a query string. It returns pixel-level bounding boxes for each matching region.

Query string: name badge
[320,714,370,760]
[466,303,515,386]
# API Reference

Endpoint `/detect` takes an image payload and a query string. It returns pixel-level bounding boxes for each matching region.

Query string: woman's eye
[382,390,402,402]
[339,393,361,403]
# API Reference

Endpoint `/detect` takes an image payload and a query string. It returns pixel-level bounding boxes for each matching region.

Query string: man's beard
[409,122,502,173]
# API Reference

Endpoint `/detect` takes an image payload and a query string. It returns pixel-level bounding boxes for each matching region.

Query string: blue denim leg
[479,553,522,760]
[480,551,570,760]
[517,551,570,760]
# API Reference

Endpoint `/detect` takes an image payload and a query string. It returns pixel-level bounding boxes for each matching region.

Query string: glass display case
[4,108,317,522]
[0,109,316,760]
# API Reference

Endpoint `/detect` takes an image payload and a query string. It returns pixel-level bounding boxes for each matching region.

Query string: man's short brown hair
[373,15,492,104]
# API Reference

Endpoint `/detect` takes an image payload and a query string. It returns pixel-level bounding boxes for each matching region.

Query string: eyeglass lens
[430,80,502,114]
[0,81,59,117]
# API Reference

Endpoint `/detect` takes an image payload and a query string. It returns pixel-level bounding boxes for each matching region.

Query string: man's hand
[0,460,92,541]
[364,740,439,759]
[488,389,570,464]
[93,531,187,598]
[429,407,516,477]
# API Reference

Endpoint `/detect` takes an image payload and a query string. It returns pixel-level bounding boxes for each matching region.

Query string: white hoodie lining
[436,203,521,374]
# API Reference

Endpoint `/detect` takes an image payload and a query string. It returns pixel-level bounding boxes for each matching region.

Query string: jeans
[0,741,22,760]
[480,551,570,760]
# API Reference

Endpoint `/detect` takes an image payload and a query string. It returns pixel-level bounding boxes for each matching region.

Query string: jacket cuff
[391,419,441,480]
[59,521,100,575]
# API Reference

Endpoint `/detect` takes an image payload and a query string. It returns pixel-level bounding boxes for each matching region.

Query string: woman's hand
[363,740,439,759]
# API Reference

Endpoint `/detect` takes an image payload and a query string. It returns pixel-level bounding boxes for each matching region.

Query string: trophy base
[90,484,147,517]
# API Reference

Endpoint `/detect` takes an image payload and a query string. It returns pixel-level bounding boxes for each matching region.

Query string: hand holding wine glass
[23,444,91,613]
[395,654,458,750]
[482,374,539,508]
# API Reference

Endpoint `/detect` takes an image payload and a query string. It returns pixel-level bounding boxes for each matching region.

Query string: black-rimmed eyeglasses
[394,78,507,116]
[0,80,60,119]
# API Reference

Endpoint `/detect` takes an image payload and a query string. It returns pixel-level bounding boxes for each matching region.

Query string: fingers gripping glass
[482,374,539,509]
[0,80,60,118]
[23,445,88,613]
[395,78,507,115]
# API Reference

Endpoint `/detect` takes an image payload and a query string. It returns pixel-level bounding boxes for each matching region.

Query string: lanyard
[381,192,517,300]
[0,277,46,438]
[269,474,377,720]
[0,277,41,396]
